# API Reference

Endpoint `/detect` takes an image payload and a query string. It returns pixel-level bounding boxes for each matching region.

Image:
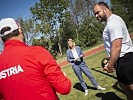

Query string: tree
[30,0,70,55]
[17,17,39,45]
[78,16,103,47]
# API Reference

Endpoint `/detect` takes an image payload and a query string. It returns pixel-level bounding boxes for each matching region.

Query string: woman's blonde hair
[67,38,75,49]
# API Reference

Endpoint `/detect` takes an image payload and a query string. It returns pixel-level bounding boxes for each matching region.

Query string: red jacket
[0,40,71,100]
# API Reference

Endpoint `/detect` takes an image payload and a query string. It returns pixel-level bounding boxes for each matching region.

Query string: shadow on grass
[96,92,124,100]
[91,68,117,79]
[73,83,125,100]
[73,83,97,92]
[91,68,125,94]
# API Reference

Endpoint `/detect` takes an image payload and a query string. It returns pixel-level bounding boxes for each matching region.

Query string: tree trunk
[58,42,62,55]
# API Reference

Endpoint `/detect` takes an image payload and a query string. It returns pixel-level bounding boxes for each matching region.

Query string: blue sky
[0,0,38,19]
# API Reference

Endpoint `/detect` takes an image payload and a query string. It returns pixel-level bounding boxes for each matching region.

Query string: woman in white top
[66,38,106,96]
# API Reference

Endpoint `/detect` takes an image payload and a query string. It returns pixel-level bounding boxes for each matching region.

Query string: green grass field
[58,50,126,100]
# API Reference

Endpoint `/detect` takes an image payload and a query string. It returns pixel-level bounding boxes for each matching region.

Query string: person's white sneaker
[85,90,88,96]
[97,86,106,90]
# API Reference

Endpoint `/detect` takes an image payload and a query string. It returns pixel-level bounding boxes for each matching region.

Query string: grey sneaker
[97,86,106,90]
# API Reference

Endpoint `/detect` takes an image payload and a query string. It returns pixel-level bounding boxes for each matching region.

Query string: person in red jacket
[0,18,71,100]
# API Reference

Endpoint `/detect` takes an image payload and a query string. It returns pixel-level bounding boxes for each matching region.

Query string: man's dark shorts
[116,52,133,85]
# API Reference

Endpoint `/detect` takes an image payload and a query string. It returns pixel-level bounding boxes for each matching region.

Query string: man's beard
[21,32,26,43]
[23,36,26,43]
[101,15,107,22]
[98,12,107,22]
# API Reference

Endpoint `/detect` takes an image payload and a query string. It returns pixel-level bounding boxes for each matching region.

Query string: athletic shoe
[85,89,88,96]
[97,86,106,90]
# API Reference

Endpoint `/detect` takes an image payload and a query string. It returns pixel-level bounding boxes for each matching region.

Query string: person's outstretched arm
[38,48,71,94]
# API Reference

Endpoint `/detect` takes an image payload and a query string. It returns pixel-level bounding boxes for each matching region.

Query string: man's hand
[103,63,115,73]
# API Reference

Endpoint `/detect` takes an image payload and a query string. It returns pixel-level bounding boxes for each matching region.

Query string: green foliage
[32,37,58,58]
[30,0,70,56]
[78,16,103,47]
[32,37,49,48]
[30,0,70,35]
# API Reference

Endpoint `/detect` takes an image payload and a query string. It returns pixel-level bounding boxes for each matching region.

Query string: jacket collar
[5,40,27,47]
